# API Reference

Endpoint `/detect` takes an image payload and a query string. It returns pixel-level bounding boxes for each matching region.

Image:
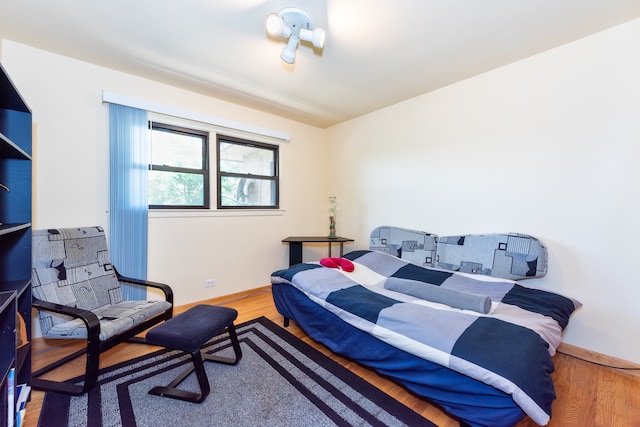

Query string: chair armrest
[114,269,174,305]
[32,297,101,339]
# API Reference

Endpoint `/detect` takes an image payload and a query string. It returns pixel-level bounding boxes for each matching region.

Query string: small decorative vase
[328,196,337,239]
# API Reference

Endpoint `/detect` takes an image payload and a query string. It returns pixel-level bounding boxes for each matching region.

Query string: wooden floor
[23,286,640,427]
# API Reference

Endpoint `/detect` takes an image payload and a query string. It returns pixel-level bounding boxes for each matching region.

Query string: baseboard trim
[557,342,640,378]
[180,285,272,313]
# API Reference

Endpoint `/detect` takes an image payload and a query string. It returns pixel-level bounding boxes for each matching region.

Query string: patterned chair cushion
[40,299,172,340]
[32,226,171,340]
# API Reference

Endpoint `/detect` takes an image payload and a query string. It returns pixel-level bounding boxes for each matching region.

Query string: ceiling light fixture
[265,7,325,64]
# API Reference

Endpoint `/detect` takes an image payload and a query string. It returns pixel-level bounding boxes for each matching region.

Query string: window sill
[149,209,285,219]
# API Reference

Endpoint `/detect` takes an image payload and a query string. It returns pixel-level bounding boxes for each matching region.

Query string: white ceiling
[1,0,639,128]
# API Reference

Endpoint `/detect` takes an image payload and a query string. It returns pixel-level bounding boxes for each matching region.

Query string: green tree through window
[149,123,209,208]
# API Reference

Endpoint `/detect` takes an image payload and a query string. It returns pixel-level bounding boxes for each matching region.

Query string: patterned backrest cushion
[370,226,438,268]
[32,226,123,333]
[369,226,547,280]
[436,233,548,280]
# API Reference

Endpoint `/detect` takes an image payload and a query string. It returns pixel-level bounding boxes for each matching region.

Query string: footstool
[145,304,243,403]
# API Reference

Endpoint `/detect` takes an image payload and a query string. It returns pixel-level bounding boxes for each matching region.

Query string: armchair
[31,226,173,395]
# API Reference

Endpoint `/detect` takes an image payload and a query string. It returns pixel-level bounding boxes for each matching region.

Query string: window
[217,135,279,209]
[149,123,209,208]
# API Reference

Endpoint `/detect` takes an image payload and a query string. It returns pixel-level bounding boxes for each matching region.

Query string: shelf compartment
[0,132,31,160]
[0,223,31,236]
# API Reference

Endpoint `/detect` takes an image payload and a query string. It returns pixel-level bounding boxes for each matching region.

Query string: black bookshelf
[0,63,32,426]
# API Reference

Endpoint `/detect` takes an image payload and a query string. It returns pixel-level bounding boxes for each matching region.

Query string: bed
[271,226,581,427]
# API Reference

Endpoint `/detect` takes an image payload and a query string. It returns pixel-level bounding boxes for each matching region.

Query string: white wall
[1,40,329,311]
[326,19,640,364]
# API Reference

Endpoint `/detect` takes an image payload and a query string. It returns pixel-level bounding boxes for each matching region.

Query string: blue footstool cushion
[146,305,238,353]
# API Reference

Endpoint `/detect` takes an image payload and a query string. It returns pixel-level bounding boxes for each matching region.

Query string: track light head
[265,7,325,64]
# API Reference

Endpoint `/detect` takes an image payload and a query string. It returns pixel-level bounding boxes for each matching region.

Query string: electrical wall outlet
[204,279,216,288]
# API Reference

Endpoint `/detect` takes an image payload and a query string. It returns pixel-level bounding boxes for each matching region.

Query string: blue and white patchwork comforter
[271,250,581,425]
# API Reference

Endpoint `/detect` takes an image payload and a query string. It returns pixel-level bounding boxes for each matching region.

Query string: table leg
[288,242,303,267]
[328,242,346,258]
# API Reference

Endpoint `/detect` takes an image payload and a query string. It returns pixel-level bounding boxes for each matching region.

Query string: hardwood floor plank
[627,381,640,427]
[547,354,597,426]
[596,369,625,426]
[24,286,640,427]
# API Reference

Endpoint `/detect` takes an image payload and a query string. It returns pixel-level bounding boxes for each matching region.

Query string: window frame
[216,134,280,210]
[148,122,210,209]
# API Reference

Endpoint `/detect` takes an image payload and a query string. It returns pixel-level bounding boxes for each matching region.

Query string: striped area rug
[38,316,436,427]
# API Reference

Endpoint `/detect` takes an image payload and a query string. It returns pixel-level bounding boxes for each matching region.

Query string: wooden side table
[282,236,354,266]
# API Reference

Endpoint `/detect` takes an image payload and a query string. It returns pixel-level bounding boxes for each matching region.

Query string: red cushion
[337,258,354,272]
[320,258,340,268]
[320,257,354,272]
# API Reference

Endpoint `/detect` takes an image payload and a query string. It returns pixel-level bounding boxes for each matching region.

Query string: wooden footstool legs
[145,305,243,403]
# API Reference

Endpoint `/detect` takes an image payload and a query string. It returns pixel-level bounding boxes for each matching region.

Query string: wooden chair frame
[31,269,173,395]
